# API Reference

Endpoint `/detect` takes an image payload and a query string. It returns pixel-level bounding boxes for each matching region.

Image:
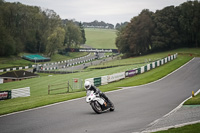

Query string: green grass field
[0,48,199,115]
[85,28,117,49]
[0,52,88,70]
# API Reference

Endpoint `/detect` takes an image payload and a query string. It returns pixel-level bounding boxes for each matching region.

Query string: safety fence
[41,54,115,71]
[48,79,83,94]
[85,53,178,87]
[0,87,30,100]
[48,82,72,95]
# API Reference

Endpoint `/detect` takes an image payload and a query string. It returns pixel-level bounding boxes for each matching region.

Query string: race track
[0,58,200,133]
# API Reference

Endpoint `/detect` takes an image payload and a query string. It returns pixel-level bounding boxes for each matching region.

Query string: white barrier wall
[168,56,171,61]
[161,59,164,65]
[11,87,30,99]
[0,78,3,84]
[147,64,151,71]
[157,60,160,67]
[101,75,108,85]
[152,62,155,68]
[107,72,125,83]
[165,57,168,63]
[85,78,94,86]
[141,66,145,73]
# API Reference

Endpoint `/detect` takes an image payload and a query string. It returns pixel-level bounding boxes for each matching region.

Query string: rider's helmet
[84,81,91,90]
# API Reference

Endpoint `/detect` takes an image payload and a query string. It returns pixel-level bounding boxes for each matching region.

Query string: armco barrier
[85,53,177,88]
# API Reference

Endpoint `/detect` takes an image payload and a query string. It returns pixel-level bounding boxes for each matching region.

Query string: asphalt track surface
[0,58,200,133]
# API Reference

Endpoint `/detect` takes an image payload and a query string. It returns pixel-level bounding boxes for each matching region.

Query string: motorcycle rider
[84,81,111,106]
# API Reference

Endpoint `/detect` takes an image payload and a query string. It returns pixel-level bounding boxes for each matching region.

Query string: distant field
[85,28,117,49]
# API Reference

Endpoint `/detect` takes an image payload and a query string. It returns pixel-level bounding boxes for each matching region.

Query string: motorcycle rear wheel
[109,101,115,111]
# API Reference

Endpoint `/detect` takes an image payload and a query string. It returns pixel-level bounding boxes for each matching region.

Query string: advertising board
[125,69,137,77]
[0,91,11,100]
[107,72,125,83]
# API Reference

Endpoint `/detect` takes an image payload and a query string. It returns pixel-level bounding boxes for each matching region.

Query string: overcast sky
[6,0,188,25]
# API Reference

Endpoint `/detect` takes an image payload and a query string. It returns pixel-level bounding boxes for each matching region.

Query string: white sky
[5,0,189,25]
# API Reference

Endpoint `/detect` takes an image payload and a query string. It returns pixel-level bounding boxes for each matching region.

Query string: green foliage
[64,21,83,48]
[116,9,154,56]
[116,1,200,57]
[0,1,84,57]
[46,27,65,56]
[79,22,86,44]
[152,6,181,50]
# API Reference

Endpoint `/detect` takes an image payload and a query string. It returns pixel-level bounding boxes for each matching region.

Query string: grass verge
[184,93,200,105]
[153,123,200,133]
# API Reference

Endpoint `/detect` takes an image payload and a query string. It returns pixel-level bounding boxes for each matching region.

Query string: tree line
[116,1,200,57]
[83,20,114,29]
[0,0,86,57]
[63,19,115,29]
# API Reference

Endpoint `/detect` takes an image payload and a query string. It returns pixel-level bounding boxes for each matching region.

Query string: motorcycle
[86,91,115,114]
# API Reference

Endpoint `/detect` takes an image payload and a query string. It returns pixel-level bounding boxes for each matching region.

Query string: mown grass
[0,52,88,69]
[85,28,117,49]
[184,93,200,105]
[153,123,200,133]
[0,48,197,115]
[0,55,33,69]
[49,52,88,62]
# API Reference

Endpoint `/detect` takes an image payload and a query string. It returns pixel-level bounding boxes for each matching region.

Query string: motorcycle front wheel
[91,101,102,114]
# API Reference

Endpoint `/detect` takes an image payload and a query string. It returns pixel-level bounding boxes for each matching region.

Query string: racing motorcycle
[86,91,115,114]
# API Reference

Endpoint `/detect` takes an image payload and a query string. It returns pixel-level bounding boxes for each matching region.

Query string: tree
[179,0,200,47]
[0,20,16,56]
[46,27,65,56]
[116,9,154,56]
[64,21,82,48]
[151,6,181,51]
[79,22,86,44]
[116,1,200,57]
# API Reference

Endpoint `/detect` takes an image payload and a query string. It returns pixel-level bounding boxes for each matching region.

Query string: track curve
[0,58,200,133]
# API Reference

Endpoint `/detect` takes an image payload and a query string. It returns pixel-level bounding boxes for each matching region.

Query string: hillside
[85,28,117,49]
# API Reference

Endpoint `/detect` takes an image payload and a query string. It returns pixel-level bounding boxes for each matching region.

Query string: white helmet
[84,81,91,90]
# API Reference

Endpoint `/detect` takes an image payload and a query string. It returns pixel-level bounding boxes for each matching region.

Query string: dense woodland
[116,1,200,57]
[0,0,86,57]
